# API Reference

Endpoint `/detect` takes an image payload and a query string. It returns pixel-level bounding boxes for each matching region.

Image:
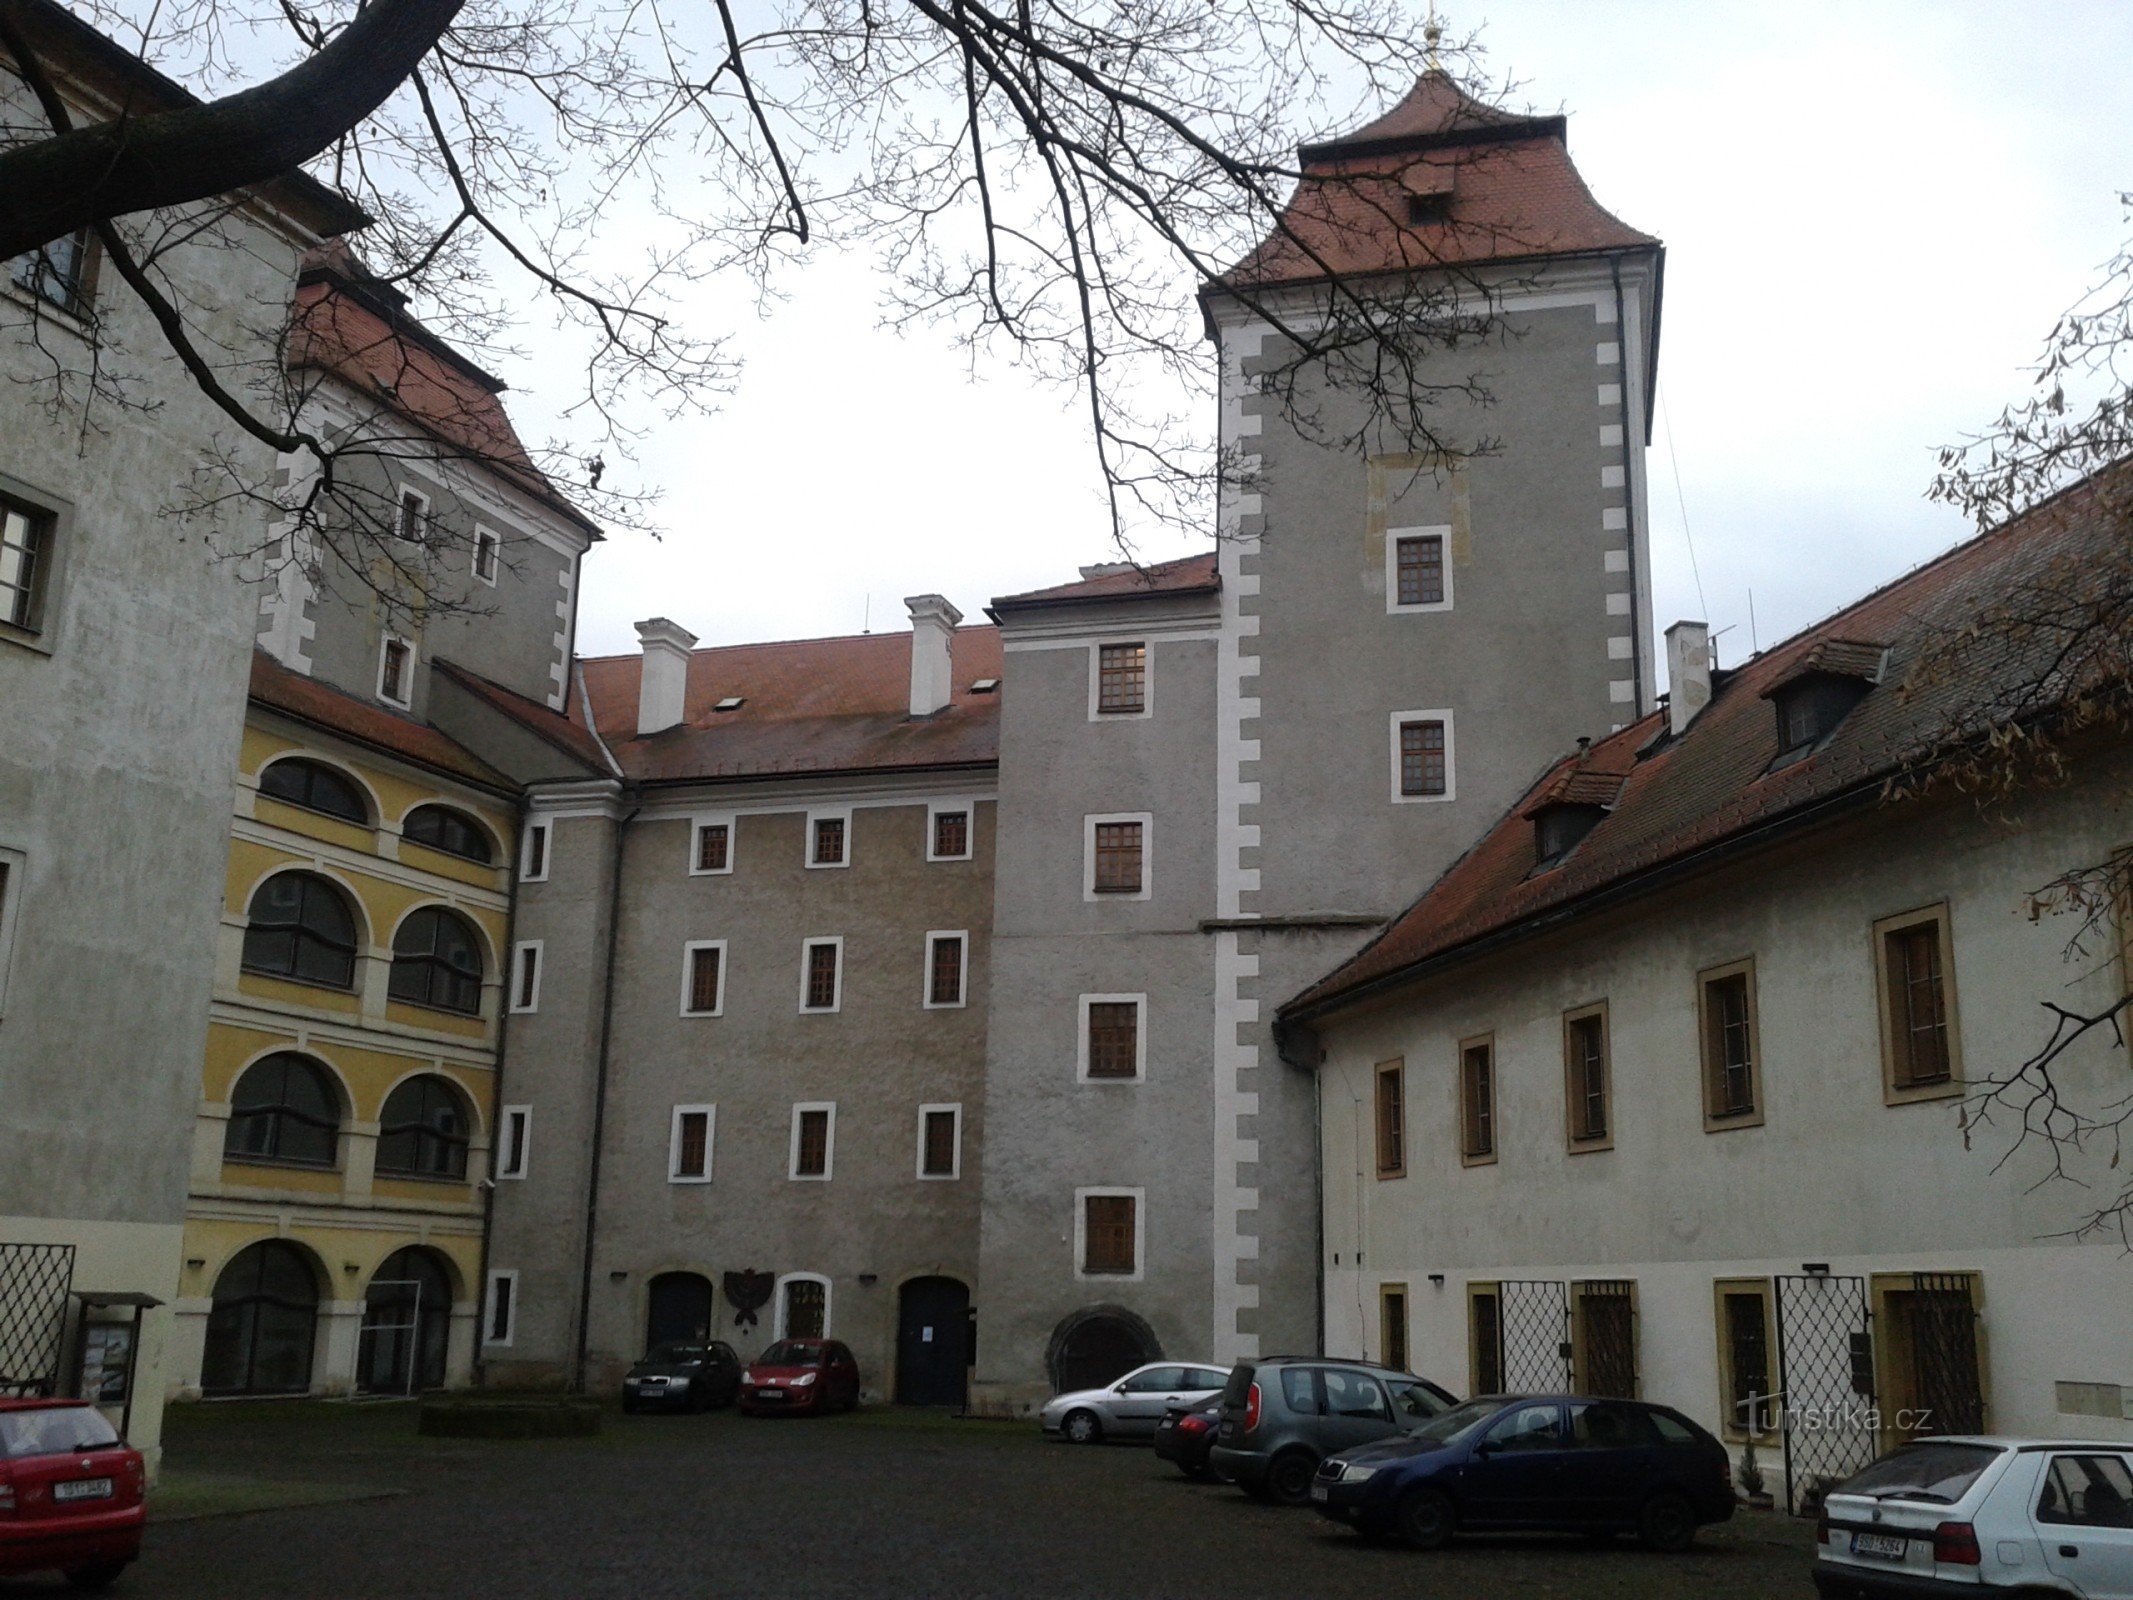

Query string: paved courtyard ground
[6,1402,1818,1598]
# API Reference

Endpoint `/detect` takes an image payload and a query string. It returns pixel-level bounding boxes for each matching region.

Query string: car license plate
[1851,1531,1908,1559]
[54,1479,112,1502]
[1309,1483,1329,1503]
[756,1389,784,1401]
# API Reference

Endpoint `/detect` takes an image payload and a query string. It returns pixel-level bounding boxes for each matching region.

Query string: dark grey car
[1208,1358,1458,1504]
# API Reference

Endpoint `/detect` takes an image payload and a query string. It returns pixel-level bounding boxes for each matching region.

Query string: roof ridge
[577,619,1003,666]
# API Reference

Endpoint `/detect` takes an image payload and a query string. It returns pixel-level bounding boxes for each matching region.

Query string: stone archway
[1046,1305,1161,1393]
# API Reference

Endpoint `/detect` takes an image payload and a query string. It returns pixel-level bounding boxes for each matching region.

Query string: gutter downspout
[1272,1017,1327,1357]
[469,799,526,1389]
[571,795,637,1391]
[1612,257,1650,718]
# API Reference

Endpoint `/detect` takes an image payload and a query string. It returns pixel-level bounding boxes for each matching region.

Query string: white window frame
[926,799,975,862]
[1388,709,1457,805]
[496,1104,532,1180]
[1087,639,1154,721]
[806,806,853,870]
[377,634,416,709]
[679,939,728,1017]
[798,936,843,1014]
[922,929,968,1010]
[916,1103,963,1180]
[789,1101,837,1181]
[689,812,736,876]
[1077,992,1148,1083]
[0,845,22,1022]
[1385,524,1455,614]
[473,526,500,586]
[482,1269,518,1346]
[519,819,551,883]
[668,1103,716,1183]
[1083,812,1154,902]
[773,1271,833,1339]
[509,940,544,1013]
[393,486,431,543]
[1073,1185,1146,1283]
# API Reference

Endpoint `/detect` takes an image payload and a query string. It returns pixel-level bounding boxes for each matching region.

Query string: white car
[1040,1362,1232,1444]
[1814,1436,2133,1598]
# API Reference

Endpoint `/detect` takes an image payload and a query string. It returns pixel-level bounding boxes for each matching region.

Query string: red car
[738,1339,861,1416]
[0,1399,145,1591]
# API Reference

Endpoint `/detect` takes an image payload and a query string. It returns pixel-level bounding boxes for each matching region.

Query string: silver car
[1042,1362,1232,1444]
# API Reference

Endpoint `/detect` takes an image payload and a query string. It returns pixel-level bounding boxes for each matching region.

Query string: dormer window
[1520,763,1623,872]
[1532,803,1606,868]
[1761,640,1886,771]
[1406,192,1451,225]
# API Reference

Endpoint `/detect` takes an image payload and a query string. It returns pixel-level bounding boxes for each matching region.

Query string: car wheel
[1637,1491,1698,1554]
[64,1562,130,1593]
[1395,1487,1457,1551]
[1062,1408,1102,1445]
[1265,1449,1319,1506]
[1178,1460,1211,1481]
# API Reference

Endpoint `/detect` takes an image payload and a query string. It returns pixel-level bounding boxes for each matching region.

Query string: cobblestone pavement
[7,1403,1818,1599]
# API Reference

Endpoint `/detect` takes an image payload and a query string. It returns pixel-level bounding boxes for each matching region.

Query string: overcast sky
[557,1,2133,672]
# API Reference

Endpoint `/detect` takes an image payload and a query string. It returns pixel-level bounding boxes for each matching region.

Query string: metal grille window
[242,872,359,989]
[1086,1001,1140,1078]
[390,907,486,1015]
[794,1108,831,1177]
[375,1075,471,1179]
[673,1110,710,1179]
[1395,534,1445,606]
[696,823,729,872]
[783,1279,826,1339]
[1097,643,1146,713]
[812,816,845,865]
[1722,1287,1776,1433]
[921,1109,958,1177]
[933,809,970,858]
[803,941,839,1010]
[1399,719,1447,797]
[1564,1009,1611,1145]
[1092,822,1143,893]
[687,945,722,1014]
[1575,1281,1638,1398]
[928,935,964,1006]
[1701,964,1758,1120]
[258,758,369,824]
[1083,1194,1136,1274]
[224,1053,341,1167]
[0,1243,75,1398]
[1461,1038,1495,1161]
[1374,1062,1406,1177]
[1886,920,1952,1087]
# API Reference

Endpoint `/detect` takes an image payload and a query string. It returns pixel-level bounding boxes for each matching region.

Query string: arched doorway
[646,1272,715,1351]
[895,1277,970,1407]
[1048,1306,1160,1394]
[357,1247,455,1394]
[201,1241,321,1395]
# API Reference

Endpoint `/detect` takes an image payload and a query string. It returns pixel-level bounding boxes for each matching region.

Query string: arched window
[242,872,359,989]
[402,805,493,865]
[388,907,484,1014]
[201,1241,320,1396]
[224,1053,341,1166]
[358,1246,455,1394]
[257,758,369,824]
[376,1075,472,1179]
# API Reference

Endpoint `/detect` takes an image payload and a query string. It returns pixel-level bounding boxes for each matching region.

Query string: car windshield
[1838,1443,2004,1504]
[0,1407,120,1458]
[1408,1398,1505,1446]
[1392,1382,1451,1421]
[756,1343,823,1368]
[645,1345,706,1365]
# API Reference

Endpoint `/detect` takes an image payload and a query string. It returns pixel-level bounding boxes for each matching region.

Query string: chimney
[905,594,963,717]
[634,616,698,736]
[1665,620,1712,737]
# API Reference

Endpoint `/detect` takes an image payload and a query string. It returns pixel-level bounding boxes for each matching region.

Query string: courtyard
[14,1402,1819,1598]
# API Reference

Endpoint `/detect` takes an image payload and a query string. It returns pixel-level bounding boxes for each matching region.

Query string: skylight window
[969,678,999,694]
[712,696,745,712]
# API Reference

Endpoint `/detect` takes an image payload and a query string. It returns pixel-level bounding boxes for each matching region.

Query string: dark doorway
[1049,1308,1159,1393]
[357,1246,454,1394]
[646,1272,715,1351]
[895,1276,970,1406]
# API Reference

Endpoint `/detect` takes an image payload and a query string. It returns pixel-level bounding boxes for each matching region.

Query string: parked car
[1311,1394,1734,1551]
[1813,1436,2133,1597]
[1042,1363,1232,1444]
[1208,1357,1458,1503]
[0,1399,146,1592]
[1154,1400,1223,1479]
[622,1341,743,1413]
[738,1339,861,1416]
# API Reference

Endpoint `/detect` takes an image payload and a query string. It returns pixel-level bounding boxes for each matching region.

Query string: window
[809,812,848,868]
[520,820,551,882]
[1389,710,1456,803]
[0,848,21,1020]
[402,805,493,864]
[508,941,541,1013]
[1380,1285,1410,1373]
[473,528,500,585]
[778,1276,829,1340]
[1714,1281,1775,1436]
[378,635,414,707]
[925,932,966,1008]
[790,1104,835,1180]
[393,487,430,543]
[1563,1004,1612,1150]
[1087,815,1149,898]
[1096,642,1147,715]
[1459,1035,1496,1165]
[1769,676,1873,765]
[1573,1280,1638,1398]
[1876,906,1961,1099]
[669,1105,715,1182]
[1078,1190,1140,1277]
[1388,528,1452,611]
[930,805,972,861]
[242,871,360,989]
[681,941,725,1016]
[2037,1455,2133,1528]
[10,230,92,317]
[496,1105,531,1180]
[483,1270,517,1346]
[1374,1060,1406,1178]
[0,494,54,632]
[1699,961,1762,1126]
[256,758,370,825]
[390,907,486,1015]
[224,1053,341,1167]
[1469,1284,1504,1395]
[375,1075,472,1179]
[917,1104,961,1180]
[799,938,842,1013]
[692,819,732,874]
[1081,995,1145,1081]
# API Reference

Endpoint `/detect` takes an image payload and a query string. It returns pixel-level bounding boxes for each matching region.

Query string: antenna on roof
[1747,590,1759,656]
[863,594,871,635]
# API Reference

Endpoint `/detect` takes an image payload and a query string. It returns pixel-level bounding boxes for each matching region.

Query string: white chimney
[905,594,963,717]
[1665,620,1712,737]
[634,616,698,735]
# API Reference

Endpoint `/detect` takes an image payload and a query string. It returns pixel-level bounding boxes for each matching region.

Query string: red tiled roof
[1284,466,2133,1018]
[578,627,1004,783]
[1762,638,1889,696]
[431,658,615,775]
[991,551,1219,610]
[1217,72,1656,291]
[249,651,514,792]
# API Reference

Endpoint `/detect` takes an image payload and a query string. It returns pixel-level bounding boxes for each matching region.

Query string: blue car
[1311,1394,1735,1552]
